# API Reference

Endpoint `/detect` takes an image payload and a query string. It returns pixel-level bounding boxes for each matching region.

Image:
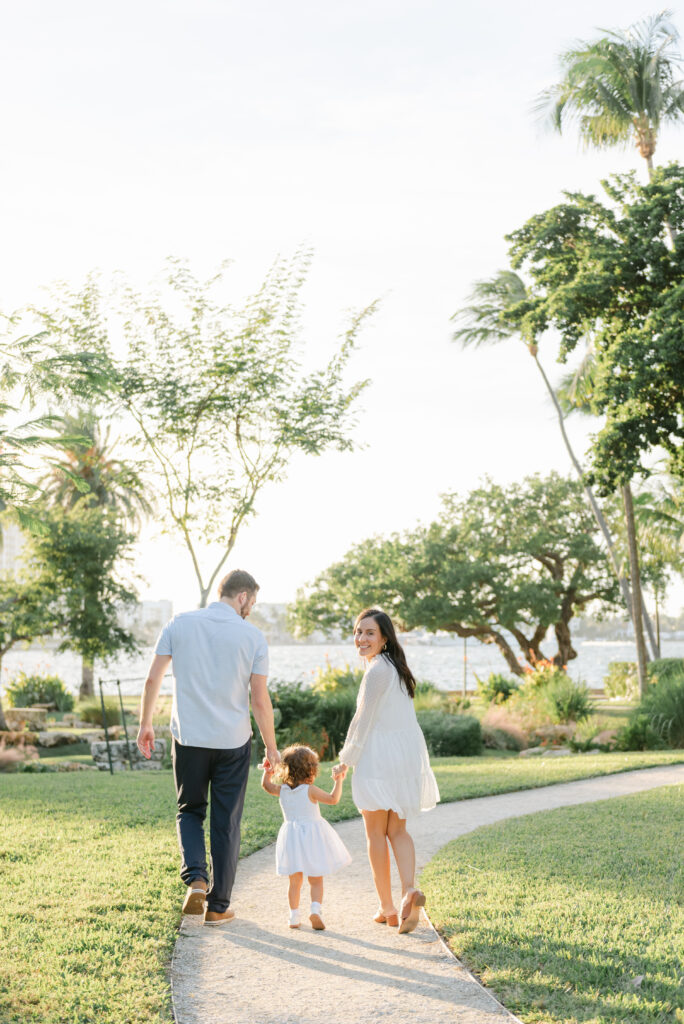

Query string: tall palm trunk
[533,355,638,611]
[0,651,8,730]
[534,353,659,658]
[622,483,650,696]
[80,658,94,699]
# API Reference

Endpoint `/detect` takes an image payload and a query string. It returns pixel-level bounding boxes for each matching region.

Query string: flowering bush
[5,673,74,712]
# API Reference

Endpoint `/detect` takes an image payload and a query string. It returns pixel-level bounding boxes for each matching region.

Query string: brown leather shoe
[204,908,236,927]
[182,879,207,915]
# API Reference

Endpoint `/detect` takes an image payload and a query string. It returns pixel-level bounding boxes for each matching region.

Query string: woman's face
[354,616,386,660]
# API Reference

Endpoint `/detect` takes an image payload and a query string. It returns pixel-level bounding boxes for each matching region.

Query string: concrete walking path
[171,763,684,1024]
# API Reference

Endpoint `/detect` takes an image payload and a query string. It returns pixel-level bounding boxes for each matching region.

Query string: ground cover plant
[1,751,683,1023]
[421,784,684,1024]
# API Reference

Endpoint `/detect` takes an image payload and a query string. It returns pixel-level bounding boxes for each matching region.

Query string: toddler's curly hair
[274,744,319,788]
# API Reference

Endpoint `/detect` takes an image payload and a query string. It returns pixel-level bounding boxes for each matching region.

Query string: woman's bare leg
[362,809,396,914]
[387,811,416,897]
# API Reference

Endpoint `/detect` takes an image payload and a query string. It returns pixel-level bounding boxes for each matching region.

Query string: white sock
[289,907,301,925]
[310,901,323,916]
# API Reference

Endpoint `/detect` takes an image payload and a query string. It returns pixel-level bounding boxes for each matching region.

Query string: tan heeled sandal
[398,889,426,934]
[374,909,399,927]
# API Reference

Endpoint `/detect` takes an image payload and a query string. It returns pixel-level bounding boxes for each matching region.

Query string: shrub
[547,676,592,723]
[522,660,569,690]
[603,661,639,700]
[278,720,330,761]
[311,662,362,694]
[270,680,357,759]
[476,672,520,705]
[78,700,120,727]
[481,706,528,750]
[416,711,483,756]
[314,688,358,758]
[640,674,684,748]
[507,684,556,733]
[413,681,454,713]
[5,673,74,712]
[647,657,684,686]
[616,714,668,751]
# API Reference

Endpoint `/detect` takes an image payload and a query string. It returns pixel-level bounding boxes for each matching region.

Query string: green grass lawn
[1,750,683,1024]
[421,784,684,1024]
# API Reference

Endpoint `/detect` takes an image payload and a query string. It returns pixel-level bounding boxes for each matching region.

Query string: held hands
[136,724,155,760]
[331,763,348,780]
[259,747,281,773]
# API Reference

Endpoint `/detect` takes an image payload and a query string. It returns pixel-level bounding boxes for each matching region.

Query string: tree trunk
[622,483,649,698]
[0,655,8,730]
[80,658,94,699]
[554,617,577,669]
[533,354,661,655]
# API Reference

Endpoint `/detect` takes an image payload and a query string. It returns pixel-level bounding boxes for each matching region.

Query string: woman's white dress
[275,783,352,877]
[339,655,440,819]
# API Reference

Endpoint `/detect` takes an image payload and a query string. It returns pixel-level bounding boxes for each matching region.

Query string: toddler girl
[261,744,352,930]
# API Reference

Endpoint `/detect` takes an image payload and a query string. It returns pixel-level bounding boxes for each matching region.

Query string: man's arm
[250,674,280,767]
[137,654,172,759]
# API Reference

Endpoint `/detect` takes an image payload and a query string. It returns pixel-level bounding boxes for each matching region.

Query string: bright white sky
[2,0,682,614]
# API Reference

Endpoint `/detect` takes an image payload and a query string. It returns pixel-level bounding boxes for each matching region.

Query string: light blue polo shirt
[155,601,269,749]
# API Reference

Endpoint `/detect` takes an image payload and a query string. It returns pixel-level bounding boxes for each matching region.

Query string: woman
[334,607,439,933]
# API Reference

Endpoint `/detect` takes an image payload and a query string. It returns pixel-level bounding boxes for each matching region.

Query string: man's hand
[262,746,281,772]
[137,724,155,760]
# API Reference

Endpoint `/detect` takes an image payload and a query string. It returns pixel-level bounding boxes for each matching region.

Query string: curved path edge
[171,763,684,1024]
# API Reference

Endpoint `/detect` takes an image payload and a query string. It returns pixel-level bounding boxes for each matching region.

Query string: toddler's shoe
[309,901,325,931]
[289,908,301,929]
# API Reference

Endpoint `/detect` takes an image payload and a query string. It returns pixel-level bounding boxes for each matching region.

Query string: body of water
[2,637,684,697]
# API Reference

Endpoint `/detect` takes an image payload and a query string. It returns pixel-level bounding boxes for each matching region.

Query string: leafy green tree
[19,255,375,606]
[28,501,139,698]
[537,11,684,181]
[498,166,684,690]
[291,473,620,676]
[0,573,57,730]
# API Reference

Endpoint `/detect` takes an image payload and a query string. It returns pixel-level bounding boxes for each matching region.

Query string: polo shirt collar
[208,601,240,619]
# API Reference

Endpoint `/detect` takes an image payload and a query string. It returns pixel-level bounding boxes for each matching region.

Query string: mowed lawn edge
[421,783,684,1024]
[1,750,683,1024]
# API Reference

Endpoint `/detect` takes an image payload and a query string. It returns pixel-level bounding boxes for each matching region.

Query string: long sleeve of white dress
[338,657,392,768]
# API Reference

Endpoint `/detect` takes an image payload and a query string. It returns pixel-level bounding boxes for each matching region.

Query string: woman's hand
[332,762,348,779]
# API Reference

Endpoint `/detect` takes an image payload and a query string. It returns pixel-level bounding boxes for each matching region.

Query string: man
[137,569,280,926]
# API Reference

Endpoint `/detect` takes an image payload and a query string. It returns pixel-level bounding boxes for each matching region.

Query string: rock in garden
[54,761,98,771]
[4,708,48,729]
[90,738,166,771]
[533,724,575,743]
[36,731,82,748]
[519,747,545,757]
[541,747,572,757]
[591,729,617,749]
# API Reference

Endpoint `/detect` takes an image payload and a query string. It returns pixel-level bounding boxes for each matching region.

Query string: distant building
[0,521,26,574]
[118,599,173,645]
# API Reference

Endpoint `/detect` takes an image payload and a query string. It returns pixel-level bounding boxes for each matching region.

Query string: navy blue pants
[172,737,251,913]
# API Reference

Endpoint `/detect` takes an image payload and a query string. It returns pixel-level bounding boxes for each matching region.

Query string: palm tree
[40,410,151,696]
[537,10,684,184]
[533,10,684,690]
[41,410,151,528]
[451,271,656,658]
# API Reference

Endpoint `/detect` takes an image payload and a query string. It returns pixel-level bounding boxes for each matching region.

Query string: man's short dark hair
[218,569,259,599]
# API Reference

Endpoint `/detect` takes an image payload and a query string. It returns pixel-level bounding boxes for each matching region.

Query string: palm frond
[451,271,527,348]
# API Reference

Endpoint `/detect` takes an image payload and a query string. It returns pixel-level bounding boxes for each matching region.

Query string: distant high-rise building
[0,522,26,574]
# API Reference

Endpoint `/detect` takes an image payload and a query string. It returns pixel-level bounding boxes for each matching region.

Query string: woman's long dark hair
[355,607,416,698]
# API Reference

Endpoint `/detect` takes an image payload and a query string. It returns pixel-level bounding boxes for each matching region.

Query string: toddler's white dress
[339,655,440,819]
[275,784,352,877]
